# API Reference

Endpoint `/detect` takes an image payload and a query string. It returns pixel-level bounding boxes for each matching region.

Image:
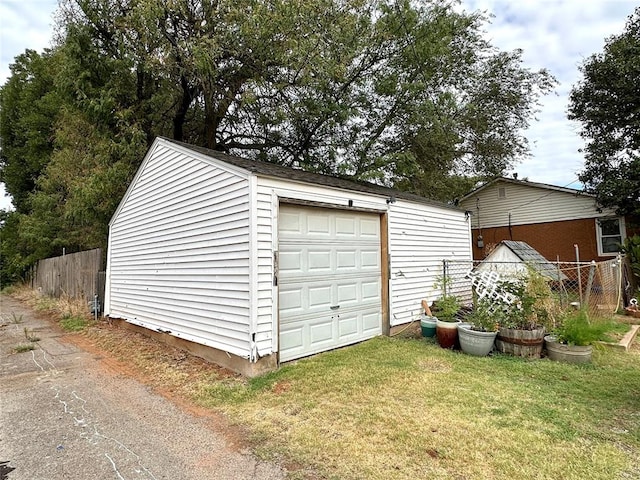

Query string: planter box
[436,319,460,349]
[544,335,592,364]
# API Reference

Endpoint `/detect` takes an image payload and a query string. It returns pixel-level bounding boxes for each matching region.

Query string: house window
[596,218,625,256]
[498,187,506,199]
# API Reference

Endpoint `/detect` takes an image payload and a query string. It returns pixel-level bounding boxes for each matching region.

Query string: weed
[13,343,35,353]
[10,313,23,324]
[60,316,88,332]
[23,327,40,342]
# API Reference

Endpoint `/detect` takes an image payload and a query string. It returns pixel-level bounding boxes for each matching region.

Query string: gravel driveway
[0,294,285,480]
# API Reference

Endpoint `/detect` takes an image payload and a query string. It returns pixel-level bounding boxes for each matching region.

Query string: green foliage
[13,343,36,353]
[60,315,88,332]
[465,299,500,332]
[554,310,618,346]
[432,295,460,322]
[568,8,640,216]
[494,268,562,330]
[621,234,640,284]
[0,0,557,284]
[0,49,61,213]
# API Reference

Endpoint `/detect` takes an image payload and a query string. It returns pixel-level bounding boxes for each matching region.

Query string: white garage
[105,138,472,376]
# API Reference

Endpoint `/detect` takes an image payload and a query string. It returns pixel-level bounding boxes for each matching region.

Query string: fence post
[584,261,597,308]
[442,259,448,297]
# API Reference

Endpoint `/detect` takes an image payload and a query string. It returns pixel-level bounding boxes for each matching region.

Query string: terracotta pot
[436,319,460,349]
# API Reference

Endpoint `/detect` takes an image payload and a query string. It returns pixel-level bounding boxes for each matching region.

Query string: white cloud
[461,0,636,188]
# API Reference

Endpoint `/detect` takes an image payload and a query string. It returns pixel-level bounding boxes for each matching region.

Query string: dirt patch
[62,322,251,452]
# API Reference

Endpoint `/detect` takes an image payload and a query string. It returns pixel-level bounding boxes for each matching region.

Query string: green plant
[554,310,612,346]
[465,299,501,332]
[497,268,563,330]
[60,315,88,332]
[432,295,460,322]
[10,313,23,324]
[13,343,35,353]
[621,234,640,285]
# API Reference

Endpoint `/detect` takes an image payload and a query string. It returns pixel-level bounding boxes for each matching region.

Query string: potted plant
[433,294,461,349]
[494,269,561,358]
[420,300,437,338]
[544,310,607,364]
[458,299,500,356]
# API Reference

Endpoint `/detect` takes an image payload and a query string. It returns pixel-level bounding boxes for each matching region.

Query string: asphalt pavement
[0,294,286,480]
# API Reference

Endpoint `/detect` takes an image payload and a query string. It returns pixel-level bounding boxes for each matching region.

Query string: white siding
[256,177,471,333]
[254,186,276,356]
[107,141,253,358]
[460,180,616,228]
[388,200,472,326]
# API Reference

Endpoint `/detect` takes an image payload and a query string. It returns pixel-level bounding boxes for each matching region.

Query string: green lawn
[197,336,640,480]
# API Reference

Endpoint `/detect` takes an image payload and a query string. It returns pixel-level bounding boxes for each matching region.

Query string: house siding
[388,201,472,325]
[460,180,615,229]
[107,142,253,358]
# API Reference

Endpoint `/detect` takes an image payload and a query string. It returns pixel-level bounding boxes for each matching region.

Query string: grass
[5,285,639,479]
[194,337,640,480]
[60,315,88,332]
[12,343,36,353]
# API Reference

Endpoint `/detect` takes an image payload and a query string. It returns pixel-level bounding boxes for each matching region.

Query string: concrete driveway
[0,294,285,480]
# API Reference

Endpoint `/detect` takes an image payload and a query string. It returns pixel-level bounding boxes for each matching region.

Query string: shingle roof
[163,138,461,211]
[459,176,590,203]
[501,240,568,281]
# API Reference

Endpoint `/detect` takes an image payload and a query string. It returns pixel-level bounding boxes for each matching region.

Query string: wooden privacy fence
[33,248,103,303]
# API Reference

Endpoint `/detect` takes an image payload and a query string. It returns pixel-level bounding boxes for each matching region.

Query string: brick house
[458,177,638,262]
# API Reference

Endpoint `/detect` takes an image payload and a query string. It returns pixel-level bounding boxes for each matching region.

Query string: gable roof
[459,176,591,203]
[494,240,567,281]
[164,138,461,211]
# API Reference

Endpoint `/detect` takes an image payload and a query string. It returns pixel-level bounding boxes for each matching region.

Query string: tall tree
[0,50,61,213]
[1,0,556,283]
[59,0,555,183]
[568,7,640,216]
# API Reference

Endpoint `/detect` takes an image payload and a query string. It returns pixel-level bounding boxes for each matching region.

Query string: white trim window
[596,217,626,256]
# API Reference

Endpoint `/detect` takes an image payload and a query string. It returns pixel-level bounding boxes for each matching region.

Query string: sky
[0,0,637,211]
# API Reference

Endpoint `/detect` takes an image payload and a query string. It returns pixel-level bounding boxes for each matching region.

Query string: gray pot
[544,335,592,364]
[458,324,498,357]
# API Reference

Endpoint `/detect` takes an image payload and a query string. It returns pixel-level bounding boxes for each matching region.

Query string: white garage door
[278,205,382,362]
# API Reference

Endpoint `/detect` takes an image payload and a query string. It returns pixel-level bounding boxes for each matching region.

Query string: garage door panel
[308,249,332,271]
[361,249,381,268]
[363,311,382,333]
[336,250,357,269]
[360,218,380,238]
[308,285,332,308]
[278,205,382,362]
[362,280,381,300]
[335,217,356,236]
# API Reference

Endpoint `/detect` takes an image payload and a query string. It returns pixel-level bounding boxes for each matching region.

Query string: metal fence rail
[442,256,624,318]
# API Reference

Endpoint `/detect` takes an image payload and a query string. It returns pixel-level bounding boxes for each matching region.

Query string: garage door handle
[330,305,340,310]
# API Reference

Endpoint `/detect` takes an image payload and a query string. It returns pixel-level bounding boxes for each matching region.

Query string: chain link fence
[442,256,624,318]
